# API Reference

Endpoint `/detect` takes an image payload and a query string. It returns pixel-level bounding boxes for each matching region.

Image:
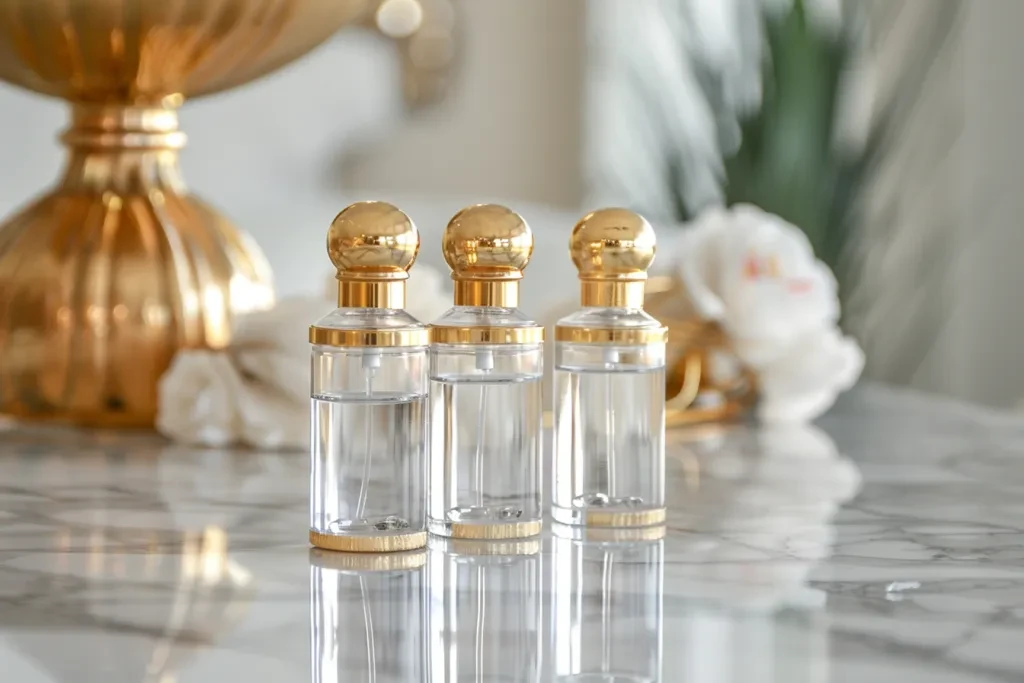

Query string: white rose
[675,204,863,423]
[758,327,864,424]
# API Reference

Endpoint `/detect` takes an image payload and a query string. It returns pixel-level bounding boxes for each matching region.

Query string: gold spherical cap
[442,204,534,282]
[327,201,419,282]
[570,208,656,282]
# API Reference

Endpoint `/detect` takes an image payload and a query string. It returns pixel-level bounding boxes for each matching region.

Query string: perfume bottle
[427,204,544,540]
[310,548,426,683]
[309,201,429,552]
[551,526,664,682]
[553,208,668,528]
[427,537,542,683]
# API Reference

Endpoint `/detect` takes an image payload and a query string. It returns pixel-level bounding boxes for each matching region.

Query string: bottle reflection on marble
[427,537,542,682]
[551,526,664,683]
[310,548,426,683]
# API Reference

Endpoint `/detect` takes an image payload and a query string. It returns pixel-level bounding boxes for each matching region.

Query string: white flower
[758,327,864,423]
[675,204,863,423]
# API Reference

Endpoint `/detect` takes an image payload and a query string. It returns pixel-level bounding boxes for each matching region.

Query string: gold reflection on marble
[310,547,428,572]
[552,523,668,544]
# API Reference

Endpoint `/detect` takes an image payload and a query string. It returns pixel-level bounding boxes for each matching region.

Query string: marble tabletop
[1,385,1023,682]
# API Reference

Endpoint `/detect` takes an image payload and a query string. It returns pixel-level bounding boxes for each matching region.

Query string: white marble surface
[1,385,1024,682]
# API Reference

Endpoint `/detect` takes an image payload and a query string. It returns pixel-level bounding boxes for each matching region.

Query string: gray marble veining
[1,385,1024,682]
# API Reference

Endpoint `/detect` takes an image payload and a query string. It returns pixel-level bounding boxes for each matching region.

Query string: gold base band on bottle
[428,324,544,345]
[448,520,542,540]
[453,280,519,307]
[337,280,406,309]
[584,508,666,528]
[581,280,646,309]
[309,325,428,348]
[309,547,427,571]
[554,325,668,345]
[309,530,428,553]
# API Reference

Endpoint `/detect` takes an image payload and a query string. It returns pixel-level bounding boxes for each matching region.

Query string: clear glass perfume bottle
[427,537,542,683]
[551,526,664,683]
[310,201,429,553]
[310,548,426,682]
[553,209,667,528]
[428,204,544,540]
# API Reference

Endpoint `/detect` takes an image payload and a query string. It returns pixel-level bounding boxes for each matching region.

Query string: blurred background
[0,0,1019,410]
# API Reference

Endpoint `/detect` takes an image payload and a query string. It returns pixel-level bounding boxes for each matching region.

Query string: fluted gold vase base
[0,105,274,429]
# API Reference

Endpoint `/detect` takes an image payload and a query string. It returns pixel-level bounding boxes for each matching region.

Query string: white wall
[341,0,586,209]
[957,0,1024,407]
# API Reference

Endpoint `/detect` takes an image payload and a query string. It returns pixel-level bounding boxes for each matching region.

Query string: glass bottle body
[427,538,542,683]
[310,308,427,551]
[553,308,666,527]
[428,306,543,539]
[310,548,426,683]
[551,531,664,683]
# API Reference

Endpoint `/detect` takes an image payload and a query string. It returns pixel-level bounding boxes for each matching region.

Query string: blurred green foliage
[724,0,857,275]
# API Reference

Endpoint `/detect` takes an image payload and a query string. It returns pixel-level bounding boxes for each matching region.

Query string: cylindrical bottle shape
[311,341,427,550]
[553,337,666,526]
[552,208,668,528]
[309,201,430,552]
[310,548,426,683]
[427,204,544,540]
[427,537,542,683]
[428,338,543,538]
[551,527,664,683]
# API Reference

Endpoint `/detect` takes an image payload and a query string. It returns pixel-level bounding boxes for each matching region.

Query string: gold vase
[0,0,456,427]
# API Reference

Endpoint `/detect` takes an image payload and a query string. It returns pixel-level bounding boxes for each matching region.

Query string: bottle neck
[580,280,645,309]
[337,280,405,308]
[453,280,519,307]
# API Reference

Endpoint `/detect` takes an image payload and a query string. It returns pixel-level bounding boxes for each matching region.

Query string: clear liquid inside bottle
[310,309,427,551]
[553,308,666,528]
[428,306,544,539]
